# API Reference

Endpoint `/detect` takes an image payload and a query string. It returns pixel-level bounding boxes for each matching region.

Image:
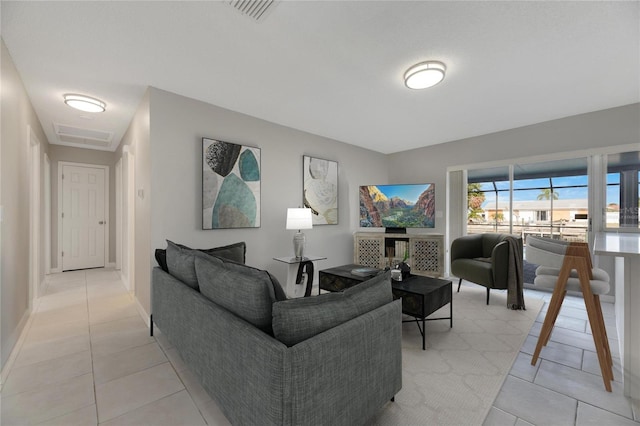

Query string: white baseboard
[0,307,34,388]
[50,267,62,274]
[134,296,150,328]
[106,262,116,269]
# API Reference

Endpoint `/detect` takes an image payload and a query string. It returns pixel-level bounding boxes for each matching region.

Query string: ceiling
[2,1,638,154]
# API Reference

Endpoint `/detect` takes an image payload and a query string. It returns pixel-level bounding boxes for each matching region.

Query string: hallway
[0,269,229,425]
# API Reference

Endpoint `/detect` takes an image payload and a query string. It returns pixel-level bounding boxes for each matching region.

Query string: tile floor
[485,288,639,426]
[0,268,230,426]
[1,270,638,425]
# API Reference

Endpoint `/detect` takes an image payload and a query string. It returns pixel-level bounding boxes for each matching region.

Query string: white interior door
[62,164,106,270]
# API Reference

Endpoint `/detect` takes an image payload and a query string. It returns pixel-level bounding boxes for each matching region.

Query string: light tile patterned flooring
[485,287,639,426]
[0,269,230,426]
[1,270,638,425]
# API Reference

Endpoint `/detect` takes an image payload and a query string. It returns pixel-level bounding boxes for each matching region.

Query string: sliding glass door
[466,158,589,242]
[514,158,588,242]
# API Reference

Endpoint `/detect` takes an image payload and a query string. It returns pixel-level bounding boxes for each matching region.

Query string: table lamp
[286,208,313,260]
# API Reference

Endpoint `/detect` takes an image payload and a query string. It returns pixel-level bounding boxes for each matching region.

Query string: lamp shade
[286,208,312,230]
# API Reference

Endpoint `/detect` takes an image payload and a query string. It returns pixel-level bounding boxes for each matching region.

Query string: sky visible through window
[476,175,598,207]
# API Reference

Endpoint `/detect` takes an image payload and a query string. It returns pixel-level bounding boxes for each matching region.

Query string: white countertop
[594,232,640,257]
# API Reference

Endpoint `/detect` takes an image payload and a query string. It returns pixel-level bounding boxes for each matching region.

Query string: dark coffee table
[319,264,370,292]
[392,274,452,350]
[319,264,453,350]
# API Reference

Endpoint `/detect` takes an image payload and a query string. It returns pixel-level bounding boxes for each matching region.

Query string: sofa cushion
[155,248,170,272]
[199,241,246,264]
[194,252,283,333]
[166,240,200,290]
[163,240,248,289]
[157,241,246,273]
[272,271,392,347]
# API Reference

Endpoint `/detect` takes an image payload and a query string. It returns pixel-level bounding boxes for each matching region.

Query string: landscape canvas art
[202,138,260,229]
[303,156,338,225]
[359,183,435,228]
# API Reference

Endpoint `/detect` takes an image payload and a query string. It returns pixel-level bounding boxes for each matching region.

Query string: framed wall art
[303,155,338,225]
[202,138,261,229]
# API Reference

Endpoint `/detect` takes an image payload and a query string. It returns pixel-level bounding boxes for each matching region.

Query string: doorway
[58,162,109,271]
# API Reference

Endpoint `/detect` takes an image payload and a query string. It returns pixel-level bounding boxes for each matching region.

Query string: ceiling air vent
[227,0,277,21]
[53,123,114,148]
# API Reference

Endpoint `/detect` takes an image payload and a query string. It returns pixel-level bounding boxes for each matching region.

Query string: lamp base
[293,231,306,260]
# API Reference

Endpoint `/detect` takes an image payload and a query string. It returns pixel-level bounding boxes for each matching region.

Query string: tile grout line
[157,341,212,425]
[489,291,634,425]
[84,271,102,425]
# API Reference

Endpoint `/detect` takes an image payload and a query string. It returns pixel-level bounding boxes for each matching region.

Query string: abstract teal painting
[202,138,260,229]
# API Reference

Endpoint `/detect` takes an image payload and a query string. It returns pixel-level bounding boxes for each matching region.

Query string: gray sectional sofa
[151,241,402,425]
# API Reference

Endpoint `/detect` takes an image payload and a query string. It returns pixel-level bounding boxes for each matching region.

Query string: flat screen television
[359,183,435,229]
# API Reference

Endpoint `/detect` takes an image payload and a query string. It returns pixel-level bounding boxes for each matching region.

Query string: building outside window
[468,158,589,242]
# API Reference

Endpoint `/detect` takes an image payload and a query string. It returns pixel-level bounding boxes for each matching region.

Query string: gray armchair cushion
[272,271,391,347]
[194,252,280,333]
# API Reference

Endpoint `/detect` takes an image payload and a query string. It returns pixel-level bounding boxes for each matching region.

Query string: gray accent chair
[450,233,523,304]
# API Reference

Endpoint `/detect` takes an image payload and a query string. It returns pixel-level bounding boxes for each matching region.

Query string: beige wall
[1,39,50,369]
[117,87,388,315]
[387,103,640,237]
[48,145,117,270]
[388,103,640,295]
[116,90,151,314]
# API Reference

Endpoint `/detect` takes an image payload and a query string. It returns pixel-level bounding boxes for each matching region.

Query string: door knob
[99,221,105,225]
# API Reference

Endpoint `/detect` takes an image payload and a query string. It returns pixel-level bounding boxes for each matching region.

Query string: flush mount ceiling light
[63,94,106,113]
[404,61,446,89]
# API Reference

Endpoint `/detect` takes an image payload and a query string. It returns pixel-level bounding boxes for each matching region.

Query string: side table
[273,255,326,298]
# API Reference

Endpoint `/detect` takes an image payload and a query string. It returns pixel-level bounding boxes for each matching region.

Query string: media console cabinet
[353,232,444,278]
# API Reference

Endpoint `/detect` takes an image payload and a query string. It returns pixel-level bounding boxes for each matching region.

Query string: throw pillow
[157,241,247,272]
[199,241,246,264]
[155,248,169,272]
[166,240,200,290]
[194,252,282,333]
[272,271,391,347]
[162,240,248,289]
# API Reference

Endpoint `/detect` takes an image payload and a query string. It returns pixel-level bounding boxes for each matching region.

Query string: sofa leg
[150,314,154,337]
[391,396,395,402]
[457,278,462,293]
[486,288,490,305]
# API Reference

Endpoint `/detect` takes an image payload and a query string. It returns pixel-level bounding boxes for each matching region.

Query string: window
[467,166,509,234]
[606,151,640,229]
[467,158,589,242]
